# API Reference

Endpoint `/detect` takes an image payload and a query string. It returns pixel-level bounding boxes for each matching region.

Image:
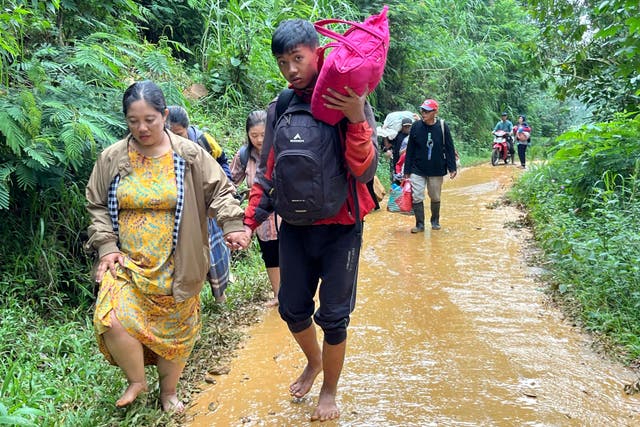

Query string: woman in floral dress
[85,80,249,412]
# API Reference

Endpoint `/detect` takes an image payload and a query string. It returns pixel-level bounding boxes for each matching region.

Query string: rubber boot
[411,202,425,233]
[430,201,441,230]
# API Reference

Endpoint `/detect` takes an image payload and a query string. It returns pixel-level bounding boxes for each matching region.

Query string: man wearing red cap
[403,98,457,232]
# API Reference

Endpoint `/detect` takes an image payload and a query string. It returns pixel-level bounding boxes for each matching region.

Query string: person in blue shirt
[493,112,513,133]
[493,112,514,156]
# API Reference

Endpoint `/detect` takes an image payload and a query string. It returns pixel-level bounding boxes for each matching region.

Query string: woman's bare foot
[160,393,185,413]
[265,297,279,308]
[115,381,148,407]
[289,363,322,399]
[310,387,340,421]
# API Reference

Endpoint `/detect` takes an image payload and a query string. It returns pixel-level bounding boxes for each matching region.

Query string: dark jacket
[390,131,408,168]
[404,118,457,177]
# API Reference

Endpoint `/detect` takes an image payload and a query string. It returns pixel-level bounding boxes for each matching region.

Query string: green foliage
[0,244,270,426]
[527,0,640,120]
[510,115,640,361]
[0,30,191,209]
[548,114,640,205]
[372,0,549,154]
[0,183,94,312]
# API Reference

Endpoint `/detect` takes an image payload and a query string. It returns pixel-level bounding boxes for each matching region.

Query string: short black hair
[167,106,190,128]
[271,19,319,56]
[122,80,166,116]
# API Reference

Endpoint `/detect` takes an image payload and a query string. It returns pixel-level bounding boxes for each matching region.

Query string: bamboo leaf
[0,414,36,426]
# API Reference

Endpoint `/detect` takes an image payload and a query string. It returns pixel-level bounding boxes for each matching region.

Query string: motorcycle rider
[493,112,514,156]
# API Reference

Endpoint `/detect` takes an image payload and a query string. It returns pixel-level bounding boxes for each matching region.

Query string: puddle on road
[185,163,640,426]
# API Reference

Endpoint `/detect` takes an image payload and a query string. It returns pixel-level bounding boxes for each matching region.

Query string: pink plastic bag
[398,179,413,213]
[311,6,390,125]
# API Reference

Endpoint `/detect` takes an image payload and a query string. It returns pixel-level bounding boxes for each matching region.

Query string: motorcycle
[491,130,514,166]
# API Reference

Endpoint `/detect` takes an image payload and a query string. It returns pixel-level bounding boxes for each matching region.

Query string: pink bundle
[311,6,390,125]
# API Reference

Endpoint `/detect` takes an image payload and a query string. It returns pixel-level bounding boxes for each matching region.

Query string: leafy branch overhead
[0,0,638,211]
[528,0,640,118]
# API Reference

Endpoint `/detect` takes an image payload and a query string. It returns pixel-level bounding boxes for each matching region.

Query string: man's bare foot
[265,297,279,308]
[289,363,322,398]
[115,381,148,407]
[160,393,185,413]
[310,388,340,422]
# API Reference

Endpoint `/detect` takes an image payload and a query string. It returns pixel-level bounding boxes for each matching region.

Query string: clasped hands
[95,229,252,283]
[224,230,251,251]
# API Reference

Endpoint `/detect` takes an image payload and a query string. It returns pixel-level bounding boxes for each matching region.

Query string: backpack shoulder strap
[200,132,223,158]
[238,145,250,169]
[275,88,296,120]
[439,118,447,159]
[194,133,212,155]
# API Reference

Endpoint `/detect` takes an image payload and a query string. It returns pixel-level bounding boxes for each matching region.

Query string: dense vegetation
[507,0,640,360]
[0,0,638,425]
[510,115,640,360]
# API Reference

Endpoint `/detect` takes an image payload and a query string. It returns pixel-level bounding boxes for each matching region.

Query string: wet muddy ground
[185,163,640,426]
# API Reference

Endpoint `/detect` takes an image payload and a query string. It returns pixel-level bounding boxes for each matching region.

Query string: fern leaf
[23,145,51,168]
[0,111,28,155]
[0,181,9,210]
[0,164,14,181]
[140,51,171,76]
[15,163,36,190]
[19,90,42,137]
[42,100,75,127]
[60,123,90,162]
[0,164,13,210]
[79,110,125,148]
[73,44,117,78]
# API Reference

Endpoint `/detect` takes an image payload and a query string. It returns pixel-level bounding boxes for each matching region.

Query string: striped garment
[108,150,229,299]
[108,152,186,251]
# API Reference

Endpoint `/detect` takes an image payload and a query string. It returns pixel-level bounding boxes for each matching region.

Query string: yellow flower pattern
[94,147,200,366]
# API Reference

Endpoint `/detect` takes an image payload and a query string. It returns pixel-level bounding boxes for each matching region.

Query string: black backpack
[271,89,348,225]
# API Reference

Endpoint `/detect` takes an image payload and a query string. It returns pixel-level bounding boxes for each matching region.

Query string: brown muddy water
[185,163,640,426]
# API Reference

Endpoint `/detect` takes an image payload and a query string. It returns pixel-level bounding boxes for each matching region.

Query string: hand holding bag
[311,6,390,125]
[387,181,414,215]
[398,179,413,213]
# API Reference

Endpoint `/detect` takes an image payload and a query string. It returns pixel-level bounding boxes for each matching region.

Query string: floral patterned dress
[93,148,200,366]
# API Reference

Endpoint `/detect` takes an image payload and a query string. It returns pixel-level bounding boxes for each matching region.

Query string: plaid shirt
[207,219,230,297]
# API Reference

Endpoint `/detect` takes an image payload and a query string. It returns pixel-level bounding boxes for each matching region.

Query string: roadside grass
[508,117,640,365]
[0,243,271,427]
[0,136,576,426]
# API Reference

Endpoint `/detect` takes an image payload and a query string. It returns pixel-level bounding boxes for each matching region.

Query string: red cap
[420,99,439,111]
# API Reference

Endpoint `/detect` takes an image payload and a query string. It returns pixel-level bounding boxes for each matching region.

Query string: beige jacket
[85,131,244,302]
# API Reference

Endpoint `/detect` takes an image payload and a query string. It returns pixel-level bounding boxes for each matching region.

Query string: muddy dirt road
[185,163,640,426]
